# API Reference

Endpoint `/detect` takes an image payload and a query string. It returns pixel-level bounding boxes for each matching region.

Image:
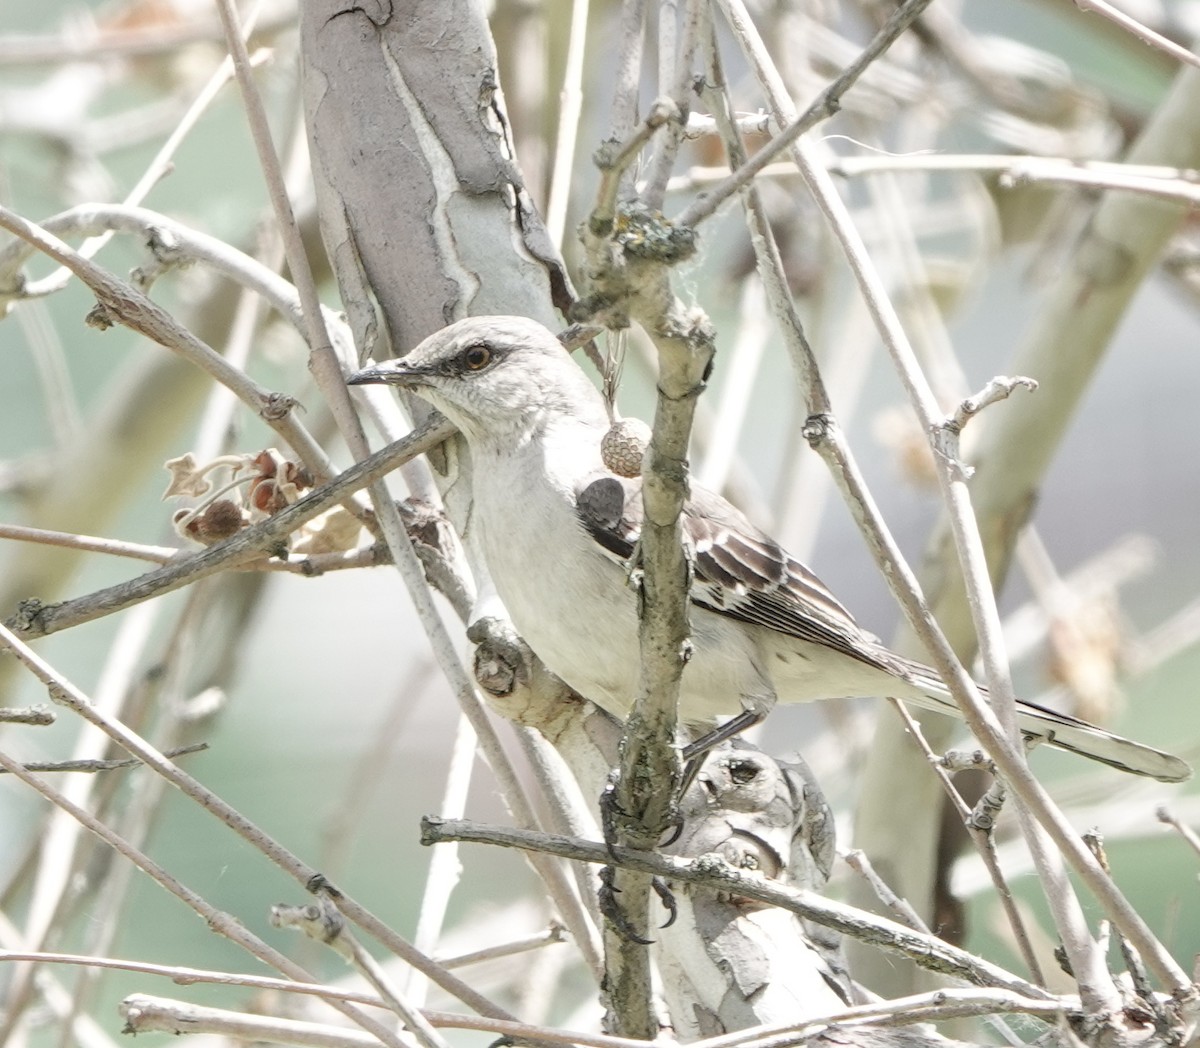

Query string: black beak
[346,362,415,386]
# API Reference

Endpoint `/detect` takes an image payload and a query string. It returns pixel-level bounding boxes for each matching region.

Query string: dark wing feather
[576,475,639,559]
[574,474,890,672]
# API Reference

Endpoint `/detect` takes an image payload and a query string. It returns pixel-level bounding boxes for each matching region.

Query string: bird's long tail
[890,657,1190,783]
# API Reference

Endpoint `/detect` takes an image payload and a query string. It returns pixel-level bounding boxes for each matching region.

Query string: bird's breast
[466,443,782,725]
[470,452,643,716]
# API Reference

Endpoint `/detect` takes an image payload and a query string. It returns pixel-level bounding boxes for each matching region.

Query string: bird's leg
[681,709,766,761]
[645,711,768,837]
[599,772,624,860]
[601,761,686,850]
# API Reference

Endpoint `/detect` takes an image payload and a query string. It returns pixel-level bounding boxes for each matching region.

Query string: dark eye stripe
[432,341,508,378]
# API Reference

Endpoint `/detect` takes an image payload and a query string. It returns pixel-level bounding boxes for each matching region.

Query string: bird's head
[347,316,606,447]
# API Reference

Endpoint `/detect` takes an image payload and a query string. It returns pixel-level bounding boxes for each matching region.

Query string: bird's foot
[652,876,678,928]
[598,866,678,941]
[601,771,685,852]
[599,775,623,860]
[599,865,654,945]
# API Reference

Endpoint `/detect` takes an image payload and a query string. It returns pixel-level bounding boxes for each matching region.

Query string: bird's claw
[599,866,654,945]
[651,876,678,928]
[658,810,685,849]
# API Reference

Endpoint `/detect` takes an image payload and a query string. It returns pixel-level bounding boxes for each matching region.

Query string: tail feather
[890,659,1191,784]
[1011,698,1189,782]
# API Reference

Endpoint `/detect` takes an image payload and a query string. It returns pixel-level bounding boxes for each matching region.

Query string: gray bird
[349,315,1189,784]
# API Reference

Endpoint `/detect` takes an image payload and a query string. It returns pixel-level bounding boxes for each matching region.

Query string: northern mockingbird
[349,315,1189,783]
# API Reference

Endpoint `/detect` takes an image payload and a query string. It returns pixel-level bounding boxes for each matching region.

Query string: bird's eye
[462,344,493,371]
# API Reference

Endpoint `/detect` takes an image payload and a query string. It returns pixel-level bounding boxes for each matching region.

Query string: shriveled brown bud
[174,499,247,545]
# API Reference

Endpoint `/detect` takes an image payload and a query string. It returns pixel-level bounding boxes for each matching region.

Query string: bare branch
[678,0,937,228]
[5,416,452,638]
[271,896,452,1048]
[0,618,517,1024]
[0,746,411,1048]
[1070,0,1200,72]
[0,705,54,725]
[0,205,337,484]
[0,743,208,775]
[422,816,1054,999]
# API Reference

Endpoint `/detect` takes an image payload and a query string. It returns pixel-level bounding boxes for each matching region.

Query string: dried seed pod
[601,417,651,478]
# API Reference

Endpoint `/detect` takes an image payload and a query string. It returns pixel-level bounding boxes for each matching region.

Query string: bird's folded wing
[573,474,1192,782]
[574,474,892,673]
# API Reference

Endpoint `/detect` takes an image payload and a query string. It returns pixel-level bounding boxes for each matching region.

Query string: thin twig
[0,748,411,1048]
[437,926,570,970]
[0,205,350,357]
[4,415,452,638]
[407,713,476,1006]
[545,0,590,248]
[0,931,120,1048]
[943,377,1039,440]
[0,706,54,725]
[934,379,1123,1009]
[1070,0,1200,73]
[691,989,1070,1048]
[0,520,388,574]
[640,0,705,210]
[0,523,178,564]
[120,994,412,1048]
[673,154,1200,205]
[592,98,679,228]
[0,743,208,775]
[0,206,337,485]
[841,850,929,933]
[118,984,1075,1048]
[678,0,937,228]
[0,953,644,1048]
[0,620,516,1023]
[271,898,451,1048]
[423,816,1053,999]
[603,0,649,178]
[886,700,1046,986]
[1155,807,1200,860]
